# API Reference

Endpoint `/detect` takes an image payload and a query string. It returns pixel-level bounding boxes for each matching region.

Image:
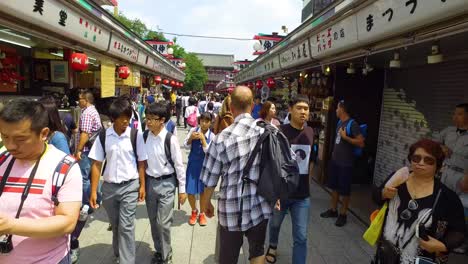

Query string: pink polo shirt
[0,145,82,264]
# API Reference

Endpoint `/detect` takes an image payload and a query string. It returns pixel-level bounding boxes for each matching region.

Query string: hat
[147,95,155,104]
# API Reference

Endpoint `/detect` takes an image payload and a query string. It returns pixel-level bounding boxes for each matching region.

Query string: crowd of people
[0,86,467,264]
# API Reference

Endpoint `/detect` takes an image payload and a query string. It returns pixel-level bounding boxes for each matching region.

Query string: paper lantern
[154,76,162,84]
[118,66,131,79]
[247,82,254,89]
[175,82,180,88]
[266,78,275,89]
[180,82,184,88]
[163,79,169,85]
[255,80,263,89]
[70,53,89,71]
[170,80,176,86]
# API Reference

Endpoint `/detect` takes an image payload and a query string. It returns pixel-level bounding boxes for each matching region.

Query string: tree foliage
[183,53,208,92]
[115,12,166,41]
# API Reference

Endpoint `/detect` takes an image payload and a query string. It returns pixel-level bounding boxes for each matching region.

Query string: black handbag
[372,239,401,264]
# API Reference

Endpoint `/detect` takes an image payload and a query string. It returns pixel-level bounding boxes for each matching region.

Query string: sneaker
[189,210,198,226]
[114,255,120,264]
[335,214,347,227]
[320,209,338,218]
[453,243,468,254]
[199,213,207,226]
[151,252,163,264]
[70,248,80,264]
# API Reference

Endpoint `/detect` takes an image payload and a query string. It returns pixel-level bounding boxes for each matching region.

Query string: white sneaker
[70,248,80,263]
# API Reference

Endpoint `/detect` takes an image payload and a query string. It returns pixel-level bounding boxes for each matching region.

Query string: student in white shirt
[143,102,187,264]
[88,97,147,264]
[185,97,200,128]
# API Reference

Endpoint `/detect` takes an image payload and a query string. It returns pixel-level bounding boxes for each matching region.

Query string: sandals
[265,245,277,264]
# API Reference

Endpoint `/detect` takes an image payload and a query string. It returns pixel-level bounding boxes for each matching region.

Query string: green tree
[183,53,207,92]
[146,30,167,41]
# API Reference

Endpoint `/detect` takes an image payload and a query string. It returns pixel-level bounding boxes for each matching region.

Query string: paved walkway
[75,124,380,264]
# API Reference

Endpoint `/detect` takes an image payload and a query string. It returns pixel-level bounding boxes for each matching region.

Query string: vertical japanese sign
[101,62,116,98]
[357,0,468,44]
[310,15,358,59]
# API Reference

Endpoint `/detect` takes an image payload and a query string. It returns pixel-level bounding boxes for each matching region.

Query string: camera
[0,235,13,255]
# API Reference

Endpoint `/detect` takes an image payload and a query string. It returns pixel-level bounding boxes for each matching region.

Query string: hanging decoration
[266,78,275,89]
[255,80,263,89]
[118,66,131,79]
[247,82,254,89]
[170,80,176,86]
[154,75,162,84]
[70,52,89,71]
[180,82,184,88]
[163,79,169,85]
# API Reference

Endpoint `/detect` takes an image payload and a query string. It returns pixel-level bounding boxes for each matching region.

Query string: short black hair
[145,102,169,122]
[188,97,197,106]
[456,103,468,113]
[255,95,261,100]
[199,112,213,122]
[0,99,48,134]
[207,102,214,111]
[289,95,309,107]
[338,99,351,115]
[108,97,133,121]
[79,91,95,104]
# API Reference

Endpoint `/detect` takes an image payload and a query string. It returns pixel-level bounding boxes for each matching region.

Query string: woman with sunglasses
[372,139,465,264]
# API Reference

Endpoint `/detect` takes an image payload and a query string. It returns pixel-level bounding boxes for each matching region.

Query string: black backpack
[242,121,300,204]
[143,130,174,170]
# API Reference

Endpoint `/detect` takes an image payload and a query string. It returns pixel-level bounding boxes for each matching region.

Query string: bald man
[200,86,272,264]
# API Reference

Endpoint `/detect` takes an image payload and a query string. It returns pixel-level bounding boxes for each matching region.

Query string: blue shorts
[327,160,353,196]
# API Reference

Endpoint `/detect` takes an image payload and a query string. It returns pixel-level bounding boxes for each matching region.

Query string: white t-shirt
[185,105,200,118]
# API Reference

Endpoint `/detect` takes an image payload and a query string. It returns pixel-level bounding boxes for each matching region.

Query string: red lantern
[154,76,162,84]
[266,78,275,89]
[170,80,176,86]
[118,66,131,79]
[70,53,89,71]
[163,79,169,85]
[255,80,263,89]
[175,82,180,88]
[180,82,184,88]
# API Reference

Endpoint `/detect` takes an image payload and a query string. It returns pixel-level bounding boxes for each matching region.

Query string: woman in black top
[373,139,465,264]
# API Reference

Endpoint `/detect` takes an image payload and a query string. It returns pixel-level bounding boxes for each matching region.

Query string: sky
[114,0,304,61]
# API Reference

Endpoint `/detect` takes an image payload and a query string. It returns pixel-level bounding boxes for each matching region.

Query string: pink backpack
[187,108,198,127]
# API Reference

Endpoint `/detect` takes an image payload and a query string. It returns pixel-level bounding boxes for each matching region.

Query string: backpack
[143,130,174,171]
[0,151,77,206]
[130,109,139,129]
[241,121,300,204]
[99,128,138,162]
[337,119,367,157]
[165,120,176,134]
[176,97,182,108]
[187,108,198,127]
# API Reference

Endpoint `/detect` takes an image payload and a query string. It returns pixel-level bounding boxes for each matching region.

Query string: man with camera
[0,99,82,263]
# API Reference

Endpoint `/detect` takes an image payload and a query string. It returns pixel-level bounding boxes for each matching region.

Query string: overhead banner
[101,62,116,98]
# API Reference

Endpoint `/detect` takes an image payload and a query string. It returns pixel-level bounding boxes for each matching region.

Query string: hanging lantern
[163,79,169,85]
[118,66,131,79]
[266,78,275,89]
[70,52,89,71]
[247,82,254,89]
[170,80,176,86]
[154,75,162,84]
[255,80,263,89]
[175,81,180,88]
[180,82,184,88]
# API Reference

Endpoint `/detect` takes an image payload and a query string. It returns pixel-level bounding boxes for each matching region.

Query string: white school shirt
[144,128,186,193]
[88,126,148,183]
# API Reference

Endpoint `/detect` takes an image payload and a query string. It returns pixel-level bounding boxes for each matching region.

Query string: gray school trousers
[145,174,177,261]
[102,179,139,264]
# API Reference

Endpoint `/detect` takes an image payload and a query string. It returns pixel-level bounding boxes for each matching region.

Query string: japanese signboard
[108,34,139,62]
[357,0,468,44]
[310,15,358,59]
[146,41,173,57]
[260,55,281,76]
[0,0,110,51]
[100,62,116,98]
[137,51,154,71]
[279,38,312,69]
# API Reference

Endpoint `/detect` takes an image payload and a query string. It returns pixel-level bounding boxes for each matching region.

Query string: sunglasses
[410,154,436,166]
[400,199,418,221]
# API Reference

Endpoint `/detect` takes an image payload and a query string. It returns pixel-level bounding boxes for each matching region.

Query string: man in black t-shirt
[266,95,314,264]
[320,100,365,227]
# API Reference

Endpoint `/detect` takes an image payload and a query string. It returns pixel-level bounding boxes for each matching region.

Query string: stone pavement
[75,124,379,264]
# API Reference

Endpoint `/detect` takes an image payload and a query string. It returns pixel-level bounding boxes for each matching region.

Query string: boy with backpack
[320,100,365,227]
[88,97,147,264]
[143,102,187,264]
[266,95,314,264]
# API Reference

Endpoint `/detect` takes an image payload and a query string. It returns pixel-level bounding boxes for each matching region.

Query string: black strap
[143,130,149,143]
[51,155,77,206]
[165,132,174,171]
[130,128,138,163]
[99,129,107,158]
[0,145,46,218]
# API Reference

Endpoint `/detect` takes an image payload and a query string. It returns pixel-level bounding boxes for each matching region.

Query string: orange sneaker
[189,210,198,226]
[199,213,207,226]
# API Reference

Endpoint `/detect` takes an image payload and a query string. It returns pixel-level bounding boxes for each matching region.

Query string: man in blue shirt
[251,96,262,119]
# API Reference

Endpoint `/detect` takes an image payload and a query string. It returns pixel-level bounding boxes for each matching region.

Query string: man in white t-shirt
[0,99,82,264]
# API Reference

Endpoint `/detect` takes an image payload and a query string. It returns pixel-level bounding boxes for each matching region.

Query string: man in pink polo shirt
[0,99,82,264]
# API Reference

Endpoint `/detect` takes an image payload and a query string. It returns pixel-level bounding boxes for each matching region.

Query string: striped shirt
[200,113,272,232]
[79,105,102,152]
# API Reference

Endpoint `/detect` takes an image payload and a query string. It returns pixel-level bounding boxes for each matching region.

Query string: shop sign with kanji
[109,34,139,62]
[146,41,174,57]
[357,0,468,44]
[279,38,312,69]
[137,51,154,71]
[310,15,358,59]
[261,55,281,75]
[0,0,110,51]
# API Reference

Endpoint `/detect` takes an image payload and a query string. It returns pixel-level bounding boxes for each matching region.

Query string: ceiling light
[0,29,31,40]
[427,44,443,64]
[324,66,331,75]
[389,52,401,68]
[362,63,374,75]
[346,63,355,74]
[0,38,31,48]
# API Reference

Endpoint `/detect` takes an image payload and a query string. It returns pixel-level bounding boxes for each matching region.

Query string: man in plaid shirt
[200,86,272,264]
[71,90,102,262]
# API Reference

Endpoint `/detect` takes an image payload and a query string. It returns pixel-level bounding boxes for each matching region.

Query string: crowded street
[1,1,468,264]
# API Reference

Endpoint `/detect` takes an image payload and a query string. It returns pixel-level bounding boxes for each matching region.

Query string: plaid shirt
[200,113,272,232]
[79,105,101,152]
